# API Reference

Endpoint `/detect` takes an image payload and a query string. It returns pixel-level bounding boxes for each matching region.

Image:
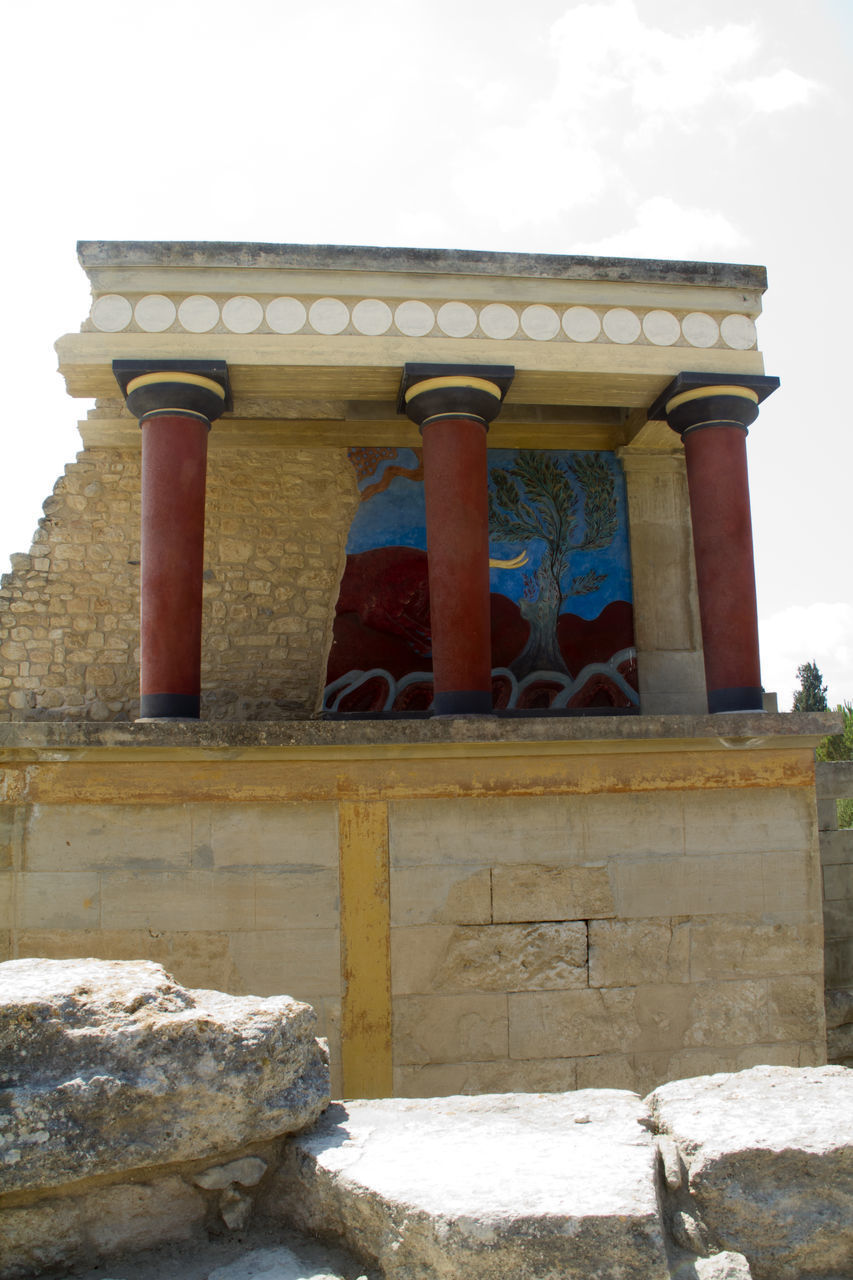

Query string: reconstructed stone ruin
[1,960,851,1280]
[0,241,845,1099]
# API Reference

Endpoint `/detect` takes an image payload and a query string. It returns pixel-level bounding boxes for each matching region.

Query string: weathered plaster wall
[0,445,359,722]
[0,721,827,1100]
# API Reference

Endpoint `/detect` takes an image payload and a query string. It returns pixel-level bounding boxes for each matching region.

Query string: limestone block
[253,869,340,931]
[393,993,508,1065]
[392,922,587,995]
[201,802,339,869]
[227,928,341,999]
[492,864,614,921]
[389,796,585,867]
[574,1053,638,1091]
[582,790,686,859]
[610,852,811,920]
[16,871,100,929]
[823,899,853,939]
[23,803,193,871]
[0,958,329,1193]
[682,788,814,857]
[390,864,491,925]
[393,1055,579,1098]
[824,860,853,900]
[509,987,636,1059]
[825,937,853,988]
[820,828,853,865]
[271,1092,669,1279]
[647,1065,853,1280]
[670,1251,754,1279]
[14,927,237,994]
[0,1174,204,1279]
[688,919,823,980]
[99,869,255,931]
[589,919,690,987]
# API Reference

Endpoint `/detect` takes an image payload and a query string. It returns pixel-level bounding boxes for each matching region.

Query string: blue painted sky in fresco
[346,447,633,621]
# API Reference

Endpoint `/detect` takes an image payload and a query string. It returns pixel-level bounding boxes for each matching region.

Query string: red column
[421,416,492,713]
[114,361,230,719]
[400,365,514,715]
[139,413,210,718]
[657,375,778,713]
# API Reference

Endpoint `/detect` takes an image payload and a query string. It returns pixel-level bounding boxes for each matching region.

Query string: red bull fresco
[324,446,638,714]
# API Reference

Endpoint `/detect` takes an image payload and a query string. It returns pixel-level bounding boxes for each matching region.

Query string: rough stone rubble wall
[0,445,359,721]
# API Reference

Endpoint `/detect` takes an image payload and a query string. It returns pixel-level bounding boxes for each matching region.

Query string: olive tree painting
[488,450,618,680]
[324,446,637,713]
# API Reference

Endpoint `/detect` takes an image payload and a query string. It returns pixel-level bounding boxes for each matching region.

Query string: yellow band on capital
[666,385,759,415]
[126,371,227,399]
[405,375,502,403]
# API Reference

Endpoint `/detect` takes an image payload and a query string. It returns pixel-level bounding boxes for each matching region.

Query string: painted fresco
[323,446,638,713]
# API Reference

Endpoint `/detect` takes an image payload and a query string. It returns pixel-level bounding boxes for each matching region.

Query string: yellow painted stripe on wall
[338,800,392,1099]
[8,747,817,805]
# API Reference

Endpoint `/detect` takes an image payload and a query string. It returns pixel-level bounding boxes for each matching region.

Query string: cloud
[571,196,744,259]
[737,68,818,112]
[760,602,853,710]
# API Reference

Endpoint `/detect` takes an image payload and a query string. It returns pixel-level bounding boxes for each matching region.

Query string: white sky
[1,0,850,710]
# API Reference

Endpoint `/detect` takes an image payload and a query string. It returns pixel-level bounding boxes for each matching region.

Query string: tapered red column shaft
[140,413,209,718]
[399,364,514,715]
[421,416,493,713]
[655,374,779,714]
[113,360,230,720]
[683,424,761,712]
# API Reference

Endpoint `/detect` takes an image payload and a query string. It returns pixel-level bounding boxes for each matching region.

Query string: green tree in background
[792,660,829,711]
[817,701,853,828]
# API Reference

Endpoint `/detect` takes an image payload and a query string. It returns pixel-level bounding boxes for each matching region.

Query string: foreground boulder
[0,957,329,1193]
[268,1091,671,1279]
[648,1065,853,1280]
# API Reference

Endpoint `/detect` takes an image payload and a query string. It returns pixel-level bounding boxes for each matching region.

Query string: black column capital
[647,371,779,438]
[113,359,232,425]
[397,363,514,430]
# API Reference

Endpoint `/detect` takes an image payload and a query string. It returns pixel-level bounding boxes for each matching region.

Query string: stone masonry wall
[0,446,359,721]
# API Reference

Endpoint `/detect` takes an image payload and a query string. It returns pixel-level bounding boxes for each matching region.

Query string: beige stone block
[764,976,825,1043]
[0,806,14,870]
[389,797,585,867]
[610,852,811,919]
[820,829,853,865]
[589,919,690,987]
[733,1041,825,1070]
[228,928,341,999]
[630,982,693,1051]
[574,1053,637,1092]
[684,980,770,1048]
[394,1055,578,1098]
[508,988,635,1059]
[0,1176,205,1276]
[689,918,823,980]
[392,922,587,995]
[100,870,254,931]
[253,869,339,931]
[15,927,237,992]
[24,803,193,871]
[390,864,491,926]
[627,521,697,650]
[822,901,853,941]
[393,993,508,1065]
[582,791,685,859]
[492,864,614,922]
[682,788,814,856]
[636,650,707,712]
[825,938,853,988]
[17,871,100,929]
[824,862,853,900]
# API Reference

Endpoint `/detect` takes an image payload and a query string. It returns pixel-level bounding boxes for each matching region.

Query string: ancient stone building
[0,242,835,1097]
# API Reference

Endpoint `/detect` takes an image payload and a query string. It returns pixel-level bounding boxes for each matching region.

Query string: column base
[708,686,764,713]
[432,690,493,715]
[139,693,201,719]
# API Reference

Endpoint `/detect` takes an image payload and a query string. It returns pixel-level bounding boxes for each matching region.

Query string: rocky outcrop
[648,1065,853,1280]
[269,1090,671,1279]
[0,957,329,1193]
